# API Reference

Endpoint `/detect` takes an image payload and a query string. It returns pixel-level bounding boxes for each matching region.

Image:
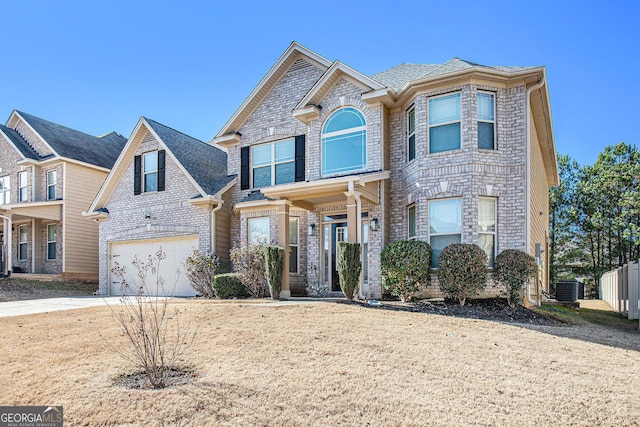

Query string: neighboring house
[211,42,558,302]
[83,117,235,296]
[0,110,126,280]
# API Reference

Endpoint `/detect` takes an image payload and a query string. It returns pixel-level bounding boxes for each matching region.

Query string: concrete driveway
[0,296,125,318]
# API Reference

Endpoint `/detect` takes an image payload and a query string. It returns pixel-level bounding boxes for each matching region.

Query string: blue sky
[1,0,637,166]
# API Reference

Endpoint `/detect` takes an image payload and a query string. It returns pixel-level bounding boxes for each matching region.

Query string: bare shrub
[107,249,197,389]
[185,250,222,298]
[229,245,266,298]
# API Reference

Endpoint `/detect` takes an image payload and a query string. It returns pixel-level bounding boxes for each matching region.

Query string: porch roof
[0,200,63,221]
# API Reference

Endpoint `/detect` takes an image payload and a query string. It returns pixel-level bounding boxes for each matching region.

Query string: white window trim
[407,106,416,162]
[478,197,497,267]
[427,92,461,154]
[143,151,158,193]
[477,91,497,150]
[47,170,57,200]
[18,171,28,202]
[289,217,299,274]
[18,224,27,261]
[0,176,10,204]
[408,204,417,239]
[47,223,57,260]
[251,138,295,188]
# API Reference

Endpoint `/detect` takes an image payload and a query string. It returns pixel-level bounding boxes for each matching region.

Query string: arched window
[321,107,366,176]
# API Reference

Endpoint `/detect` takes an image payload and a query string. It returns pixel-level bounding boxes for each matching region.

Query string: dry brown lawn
[1,300,639,426]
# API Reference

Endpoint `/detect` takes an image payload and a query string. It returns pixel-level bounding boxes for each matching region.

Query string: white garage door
[109,236,199,297]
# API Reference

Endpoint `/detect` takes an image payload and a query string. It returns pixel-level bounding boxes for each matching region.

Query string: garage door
[109,236,199,296]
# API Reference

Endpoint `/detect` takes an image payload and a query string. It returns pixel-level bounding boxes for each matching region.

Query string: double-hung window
[408,204,416,239]
[428,93,461,153]
[47,170,57,200]
[18,171,28,202]
[407,106,416,161]
[18,225,27,260]
[143,152,159,192]
[322,107,366,175]
[47,223,57,260]
[478,92,496,150]
[429,198,462,267]
[0,176,10,204]
[478,197,497,267]
[252,139,295,188]
[289,218,299,273]
[248,217,270,245]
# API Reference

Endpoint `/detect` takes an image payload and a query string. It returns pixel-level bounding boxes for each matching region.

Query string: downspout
[210,202,223,256]
[525,76,546,306]
[0,214,12,275]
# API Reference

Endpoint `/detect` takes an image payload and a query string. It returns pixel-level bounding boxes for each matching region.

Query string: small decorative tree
[184,250,222,298]
[264,245,284,299]
[437,243,488,306]
[229,245,266,298]
[337,241,361,300]
[493,249,538,307]
[381,240,432,302]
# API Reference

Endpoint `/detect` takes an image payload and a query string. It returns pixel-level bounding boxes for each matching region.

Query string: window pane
[289,246,298,273]
[478,122,495,150]
[48,224,57,241]
[322,131,366,175]
[48,242,57,260]
[408,206,416,238]
[430,234,462,268]
[143,152,157,173]
[430,123,460,153]
[408,108,415,133]
[253,166,271,188]
[252,144,271,167]
[477,93,494,121]
[249,217,270,245]
[323,107,365,134]
[144,173,158,192]
[478,198,496,232]
[48,184,56,200]
[19,226,27,242]
[289,219,298,245]
[478,234,495,267]
[275,162,295,185]
[429,94,460,125]
[430,199,462,234]
[363,225,369,282]
[19,243,27,260]
[408,134,416,161]
[275,140,294,163]
[47,170,56,184]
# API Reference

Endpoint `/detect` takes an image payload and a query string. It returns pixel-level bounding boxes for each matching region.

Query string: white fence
[600,261,639,320]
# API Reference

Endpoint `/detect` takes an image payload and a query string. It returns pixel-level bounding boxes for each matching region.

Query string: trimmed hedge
[212,273,249,299]
[493,249,538,307]
[381,240,432,302]
[337,241,361,300]
[264,246,284,299]
[437,243,488,306]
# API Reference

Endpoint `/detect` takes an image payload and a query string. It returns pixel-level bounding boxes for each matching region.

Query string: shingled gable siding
[14,120,53,158]
[388,84,528,298]
[96,136,211,294]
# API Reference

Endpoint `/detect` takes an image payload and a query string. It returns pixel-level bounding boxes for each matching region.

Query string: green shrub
[185,250,222,298]
[437,243,488,306]
[493,249,538,307]
[381,240,432,302]
[264,246,284,299]
[337,241,361,300]
[229,245,266,298]
[212,273,249,299]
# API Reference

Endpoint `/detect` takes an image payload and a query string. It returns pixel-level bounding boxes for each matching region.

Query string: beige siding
[529,110,550,292]
[215,189,232,269]
[63,162,107,278]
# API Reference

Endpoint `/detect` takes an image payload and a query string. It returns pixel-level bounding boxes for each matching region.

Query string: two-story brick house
[212,42,558,301]
[0,110,126,280]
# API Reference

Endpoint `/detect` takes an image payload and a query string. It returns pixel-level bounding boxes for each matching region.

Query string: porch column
[1,215,12,274]
[346,194,357,243]
[277,202,291,299]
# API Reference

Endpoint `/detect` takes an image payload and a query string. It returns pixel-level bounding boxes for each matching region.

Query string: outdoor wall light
[308,223,315,236]
[370,218,378,231]
[144,213,151,220]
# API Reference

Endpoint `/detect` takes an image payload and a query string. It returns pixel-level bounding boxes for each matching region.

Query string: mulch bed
[112,366,197,389]
[341,297,562,326]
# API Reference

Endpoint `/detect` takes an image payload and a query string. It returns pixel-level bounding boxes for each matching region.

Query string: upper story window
[428,93,460,153]
[252,139,295,188]
[478,197,497,267]
[407,106,416,161]
[18,171,28,202]
[47,170,56,200]
[47,223,57,260]
[408,204,416,239]
[322,107,366,176]
[134,150,165,195]
[429,198,462,268]
[0,176,10,204]
[478,92,496,150]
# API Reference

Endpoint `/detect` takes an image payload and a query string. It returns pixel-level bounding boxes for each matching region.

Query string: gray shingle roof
[238,190,275,203]
[371,58,538,92]
[16,111,127,169]
[144,118,235,196]
[0,124,39,159]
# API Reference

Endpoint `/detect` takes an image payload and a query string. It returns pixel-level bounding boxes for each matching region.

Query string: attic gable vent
[288,58,312,74]
[142,131,156,144]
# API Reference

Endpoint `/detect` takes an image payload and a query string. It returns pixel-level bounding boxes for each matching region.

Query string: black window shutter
[294,135,305,182]
[157,150,166,191]
[240,146,250,190]
[134,155,142,195]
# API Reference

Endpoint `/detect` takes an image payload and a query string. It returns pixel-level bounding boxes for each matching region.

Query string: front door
[323,222,348,292]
